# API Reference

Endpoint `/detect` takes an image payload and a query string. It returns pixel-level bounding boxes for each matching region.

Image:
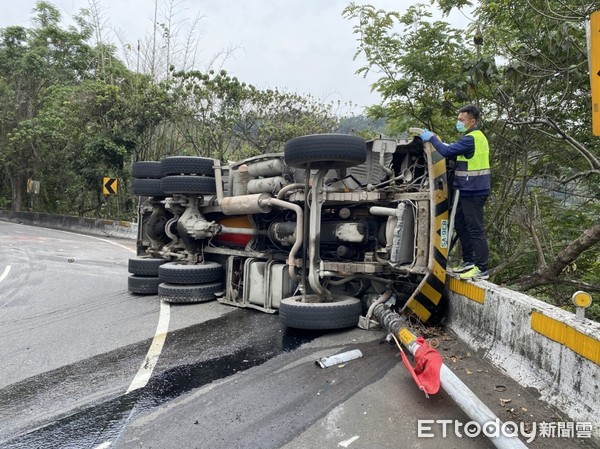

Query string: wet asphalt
[0,221,597,449]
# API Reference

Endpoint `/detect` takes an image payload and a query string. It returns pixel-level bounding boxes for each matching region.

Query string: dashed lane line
[338,436,360,447]
[2,222,171,391]
[0,265,13,308]
[0,265,10,283]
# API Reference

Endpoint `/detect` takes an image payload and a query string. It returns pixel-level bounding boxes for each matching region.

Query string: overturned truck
[127,132,450,329]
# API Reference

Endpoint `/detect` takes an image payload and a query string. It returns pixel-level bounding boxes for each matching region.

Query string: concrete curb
[446,277,600,442]
[0,210,137,240]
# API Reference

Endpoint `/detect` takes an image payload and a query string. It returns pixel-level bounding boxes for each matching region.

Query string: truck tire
[284,134,367,169]
[158,261,223,284]
[128,275,160,295]
[161,175,216,195]
[132,161,162,179]
[279,295,362,330]
[161,156,215,176]
[128,256,169,276]
[158,281,223,303]
[132,178,164,196]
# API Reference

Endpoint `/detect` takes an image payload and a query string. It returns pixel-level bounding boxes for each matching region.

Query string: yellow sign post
[590,11,600,136]
[102,177,118,195]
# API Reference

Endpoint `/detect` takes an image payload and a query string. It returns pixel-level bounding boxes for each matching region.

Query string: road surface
[0,220,595,449]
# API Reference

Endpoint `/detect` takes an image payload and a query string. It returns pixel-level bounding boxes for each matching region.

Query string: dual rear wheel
[128,257,223,304]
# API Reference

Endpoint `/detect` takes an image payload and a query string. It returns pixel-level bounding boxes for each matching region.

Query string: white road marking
[1,221,171,401]
[126,300,171,393]
[338,436,360,448]
[0,265,11,283]
[0,265,14,308]
[93,442,112,449]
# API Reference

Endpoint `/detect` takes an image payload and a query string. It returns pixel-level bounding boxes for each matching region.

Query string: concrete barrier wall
[446,277,600,440]
[0,210,138,240]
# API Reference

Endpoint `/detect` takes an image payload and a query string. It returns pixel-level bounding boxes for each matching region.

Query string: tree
[169,69,339,160]
[463,0,600,299]
[337,114,386,138]
[0,2,180,217]
[232,88,340,157]
[0,2,93,212]
[343,3,477,136]
[1,1,343,218]
[345,0,600,317]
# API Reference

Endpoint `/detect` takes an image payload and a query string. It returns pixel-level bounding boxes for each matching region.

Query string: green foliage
[343,2,491,137]
[169,69,339,160]
[337,114,386,139]
[0,1,343,219]
[346,0,600,318]
[586,300,600,323]
[0,3,95,213]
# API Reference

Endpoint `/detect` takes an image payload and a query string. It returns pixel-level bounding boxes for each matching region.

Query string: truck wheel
[158,282,223,303]
[132,178,164,196]
[284,134,367,169]
[279,295,362,330]
[161,156,215,176]
[132,161,162,179]
[161,175,216,195]
[128,256,169,276]
[128,275,160,295]
[158,261,223,284]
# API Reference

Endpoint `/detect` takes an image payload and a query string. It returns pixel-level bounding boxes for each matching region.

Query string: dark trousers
[455,194,489,271]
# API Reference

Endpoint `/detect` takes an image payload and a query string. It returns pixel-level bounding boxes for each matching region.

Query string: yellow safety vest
[455,129,490,192]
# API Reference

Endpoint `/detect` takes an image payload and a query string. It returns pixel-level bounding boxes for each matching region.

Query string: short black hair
[458,105,480,121]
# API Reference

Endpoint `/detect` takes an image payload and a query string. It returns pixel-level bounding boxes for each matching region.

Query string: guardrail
[446,278,600,442]
[0,210,137,240]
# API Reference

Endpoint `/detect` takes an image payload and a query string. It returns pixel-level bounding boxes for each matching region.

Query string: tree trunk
[7,169,23,213]
[512,219,600,291]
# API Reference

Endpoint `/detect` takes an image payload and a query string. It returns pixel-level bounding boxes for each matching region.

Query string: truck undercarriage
[127,131,450,329]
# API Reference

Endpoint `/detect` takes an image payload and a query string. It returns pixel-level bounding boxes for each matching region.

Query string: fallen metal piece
[316,349,363,368]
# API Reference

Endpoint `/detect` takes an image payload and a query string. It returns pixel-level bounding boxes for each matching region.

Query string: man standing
[420,105,490,280]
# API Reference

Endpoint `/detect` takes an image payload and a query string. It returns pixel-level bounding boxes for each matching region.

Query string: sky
[0,0,471,113]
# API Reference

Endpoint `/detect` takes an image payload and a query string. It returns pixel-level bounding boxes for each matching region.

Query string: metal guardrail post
[572,291,592,319]
[373,303,529,449]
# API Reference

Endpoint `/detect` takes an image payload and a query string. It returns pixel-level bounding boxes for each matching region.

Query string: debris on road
[316,349,363,368]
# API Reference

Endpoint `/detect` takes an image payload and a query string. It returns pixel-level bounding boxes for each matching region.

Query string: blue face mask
[456,121,467,133]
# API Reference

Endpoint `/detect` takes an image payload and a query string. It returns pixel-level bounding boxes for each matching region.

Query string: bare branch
[524,0,581,21]
[489,238,526,276]
[553,279,600,292]
[559,169,600,183]
[511,219,600,291]
[509,116,600,170]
